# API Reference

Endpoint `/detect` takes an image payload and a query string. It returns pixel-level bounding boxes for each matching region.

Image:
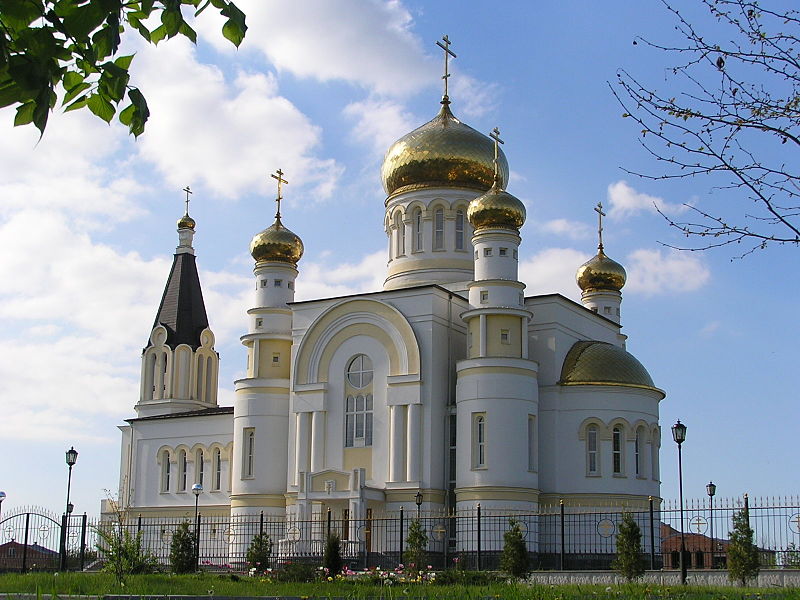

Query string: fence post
[137,514,142,533]
[260,510,264,537]
[399,506,404,567]
[743,493,750,525]
[21,512,30,573]
[59,513,68,570]
[195,513,201,572]
[79,513,87,571]
[326,507,332,539]
[648,496,655,570]
[476,503,482,571]
[559,499,565,571]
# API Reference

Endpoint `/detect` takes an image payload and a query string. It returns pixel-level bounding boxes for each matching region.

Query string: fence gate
[0,509,62,571]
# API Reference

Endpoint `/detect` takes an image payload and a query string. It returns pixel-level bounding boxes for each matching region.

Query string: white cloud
[297,250,386,300]
[343,97,416,156]
[519,248,591,300]
[607,180,687,219]
[196,0,435,97]
[699,321,722,337]
[538,218,593,241]
[624,248,710,296]
[450,73,499,118]
[131,39,342,202]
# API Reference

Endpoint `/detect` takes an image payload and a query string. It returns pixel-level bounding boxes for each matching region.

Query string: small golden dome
[381,103,509,197]
[250,217,304,265]
[560,340,662,394]
[177,214,196,230]
[576,249,626,292]
[467,184,526,231]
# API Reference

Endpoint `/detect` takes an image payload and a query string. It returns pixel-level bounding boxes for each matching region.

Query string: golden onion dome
[467,184,526,231]
[576,249,626,292]
[381,103,509,197]
[177,213,196,230]
[250,216,304,265]
[560,340,662,394]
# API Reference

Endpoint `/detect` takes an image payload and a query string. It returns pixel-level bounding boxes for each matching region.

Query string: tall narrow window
[414,208,423,251]
[160,351,168,396]
[195,449,204,486]
[161,451,171,492]
[243,428,255,478]
[455,209,465,250]
[146,354,156,400]
[178,450,187,491]
[612,426,623,475]
[205,356,213,402]
[587,425,598,474]
[433,208,444,250]
[394,212,404,256]
[196,356,204,400]
[473,413,486,468]
[528,415,536,471]
[345,394,373,447]
[213,448,222,491]
[635,430,641,477]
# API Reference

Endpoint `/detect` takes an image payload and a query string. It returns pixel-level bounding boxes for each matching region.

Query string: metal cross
[594,202,606,251]
[690,515,707,534]
[597,519,615,537]
[435,35,457,101]
[182,185,192,215]
[490,127,504,184]
[270,168,288,218]
[790,513,800,534]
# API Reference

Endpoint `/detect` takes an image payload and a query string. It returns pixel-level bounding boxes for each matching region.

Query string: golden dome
[250,216,304,265]
[576,249,626,292]
[177,213,196,230]
[381,103,509,197]
[467,184,526,231]
[560,340,662,394]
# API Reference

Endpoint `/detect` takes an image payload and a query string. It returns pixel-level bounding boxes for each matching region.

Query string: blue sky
[1,0,796,518]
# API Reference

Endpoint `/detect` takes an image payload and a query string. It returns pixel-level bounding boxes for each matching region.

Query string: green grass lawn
[0,572,795,599]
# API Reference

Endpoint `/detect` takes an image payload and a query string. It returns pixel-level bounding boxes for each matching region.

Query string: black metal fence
[1,495,798,573]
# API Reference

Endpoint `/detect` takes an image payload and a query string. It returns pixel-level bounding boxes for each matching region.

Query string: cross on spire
[182,185,192,216]
[271,168,288,220]
[435,35,456,104]
[594,201,606,251]
[490,127,504,186]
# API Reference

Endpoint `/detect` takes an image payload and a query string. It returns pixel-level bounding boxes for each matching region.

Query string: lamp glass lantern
[65,447,78,467]
[706,481,716,497]
[192,483,203,496]
[671,420,687,445]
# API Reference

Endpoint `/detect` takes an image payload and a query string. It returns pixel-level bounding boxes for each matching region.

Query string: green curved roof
[559,341,662,393]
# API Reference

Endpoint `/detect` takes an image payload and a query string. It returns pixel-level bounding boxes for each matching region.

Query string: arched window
[195,449,204,486]
[345,394,373,447]
[160,351,168,396]
[474,414,486,468]
[161,450,171,492]
[413,208,423,251]
[205,356,213,402]
[635,429,642,477]
[243,429,255,478]
[455,209,465,250]
[196,356,204,400]
[587,425,598,474]
[433,207,444,250]
[178,450,187,491]
[145,353,156,400]
[395,212,405,256]
[213,448,222,491]
[612,426,623,475]
[347,354,373,388]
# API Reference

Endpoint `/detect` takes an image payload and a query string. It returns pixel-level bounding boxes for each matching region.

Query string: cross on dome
[594,201,606,251]
[490,127,504,185]
[271,168,288,219]
[435,35,456,104]
[182,185,192,216]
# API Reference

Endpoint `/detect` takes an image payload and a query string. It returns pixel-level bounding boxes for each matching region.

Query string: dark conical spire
[149,252,209,350]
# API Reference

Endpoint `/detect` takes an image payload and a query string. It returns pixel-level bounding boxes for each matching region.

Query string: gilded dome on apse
[468,184,526,231]
[560,340,663,394]
[576,249,627,292]
[177,214,196,230]
[381,103,509,197]
[250,217,304,265]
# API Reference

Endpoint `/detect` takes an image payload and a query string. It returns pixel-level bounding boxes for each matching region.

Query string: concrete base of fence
[525,569,800,588]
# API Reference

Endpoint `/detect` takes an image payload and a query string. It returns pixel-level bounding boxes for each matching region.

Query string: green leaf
[1,0,44,30]
[178,21,197,44]
[14,101,35,126]
[221,2,246,47]
[32,88,53,134]
[114,54,135,70]
[61,2,108,39]
[125,87,149,137]
[118,102,135,126]
[63,81,91,104]
[150,24,168,44]
[87,92,115,122]
[161,6,182,37]
[62,71,84,91]
[64,95,88,112]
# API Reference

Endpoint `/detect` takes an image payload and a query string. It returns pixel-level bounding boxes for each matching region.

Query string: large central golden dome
[381,103,509,197]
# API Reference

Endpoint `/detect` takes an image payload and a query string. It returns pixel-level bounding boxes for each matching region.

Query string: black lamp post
[415,490,423,519]
[192,483,202,570]
[671,420,687,584]
[61,446,78,570]
[706,481,716,568]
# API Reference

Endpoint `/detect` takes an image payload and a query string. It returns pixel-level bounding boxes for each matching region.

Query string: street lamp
[61,447,78,570]
[415,490,423,519]
[671,420,687,584]
[192,483,202,571]
[0,491,6,523]
[706,481,716,568]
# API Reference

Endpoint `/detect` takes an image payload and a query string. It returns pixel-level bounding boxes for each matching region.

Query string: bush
[245,533,272,574]
[728,508,759,586]
[272,561,319,582]
[169,521,197,574]
[500,517,529,579]
[611,512,645,582]
[404,518,428,576]
[322,532,342,576]
[95,524,159,583]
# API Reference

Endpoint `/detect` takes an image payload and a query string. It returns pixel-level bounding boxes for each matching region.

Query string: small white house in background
[109,83,664,557]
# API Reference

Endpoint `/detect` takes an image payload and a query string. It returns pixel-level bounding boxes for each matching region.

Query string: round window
[347,354,373,388]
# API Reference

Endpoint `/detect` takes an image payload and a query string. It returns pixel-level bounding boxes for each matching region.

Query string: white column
[349,498,360,541]
[294,412,310,484]
[479,314,487,357]
[310,411,325,473]
[521,316,528,359]
[389,405,406,482]
[154,353,164,400]
[406,403,420,483]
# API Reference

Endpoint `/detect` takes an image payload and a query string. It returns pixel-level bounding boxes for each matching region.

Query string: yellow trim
[123,506,230,518]
[561,381,665,395]
[343,447,372,479]
[235,386,289,395]
[229,494,286,508]
[538,493,659,510]
[458,366,537,377]
[318,324,398,383]
[257,339,291,379]
[455,486,540,503]
[386,257,473,278]
[485,314,522,357]
[385,489,447,504]
[311,472,350,492]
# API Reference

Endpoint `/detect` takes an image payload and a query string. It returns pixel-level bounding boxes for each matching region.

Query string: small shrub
[170,521,197,574]
[404,518,428,576]
[245,533,272,574]
[728,508,759,586]
[322,532,343,576]
[273,561,318,582]
[500,517,529,578]
[95,524,159,583]
[611,512,645,582]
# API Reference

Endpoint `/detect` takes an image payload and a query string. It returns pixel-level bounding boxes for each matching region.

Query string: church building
[111,46,664,558]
